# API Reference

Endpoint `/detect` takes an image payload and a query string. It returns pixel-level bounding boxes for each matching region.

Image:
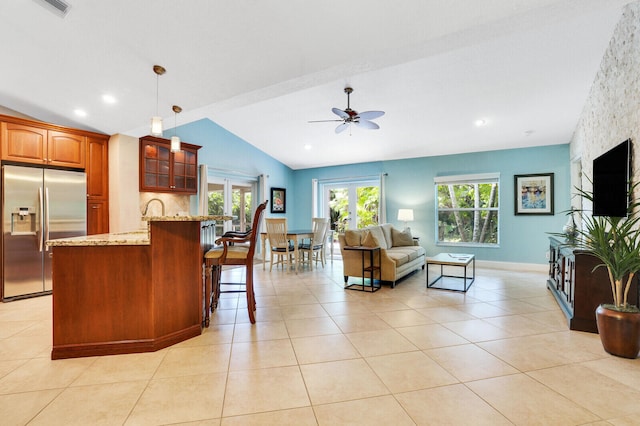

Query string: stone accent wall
[571,1,640,187]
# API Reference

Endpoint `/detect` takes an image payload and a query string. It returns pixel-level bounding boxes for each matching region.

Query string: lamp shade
[397,209,414,222]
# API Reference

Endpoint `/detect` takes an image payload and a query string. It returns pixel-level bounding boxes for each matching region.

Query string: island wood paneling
[51,221,203,359]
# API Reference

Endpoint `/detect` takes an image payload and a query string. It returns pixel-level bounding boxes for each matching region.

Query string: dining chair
[298,217,330,270]
[203,200,267,325]
[265,218,295,272]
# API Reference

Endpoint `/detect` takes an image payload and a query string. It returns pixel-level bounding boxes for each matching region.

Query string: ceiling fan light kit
[309,87,385,134]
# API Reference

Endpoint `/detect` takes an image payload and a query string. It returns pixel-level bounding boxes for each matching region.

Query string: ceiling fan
[309,87,385,134]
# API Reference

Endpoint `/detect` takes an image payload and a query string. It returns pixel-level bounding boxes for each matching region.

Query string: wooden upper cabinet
[86,135,109,199]
[86,135,109,235]
[1,122,47,163]
[1,121,86,168]
[48,131,85,168]
[139,136,200,194]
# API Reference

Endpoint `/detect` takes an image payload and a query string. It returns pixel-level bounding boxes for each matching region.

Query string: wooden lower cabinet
[87,200,109,235]
[51,221,203,359]
[547,237,639,332]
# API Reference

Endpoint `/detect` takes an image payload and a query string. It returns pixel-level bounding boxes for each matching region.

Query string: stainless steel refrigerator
[2,165,86,301]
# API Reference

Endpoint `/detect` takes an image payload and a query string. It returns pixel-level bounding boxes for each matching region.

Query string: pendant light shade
[171,105,182,152]
[171,136,181,152]
[151,116,163,136]
[150,65,166,137]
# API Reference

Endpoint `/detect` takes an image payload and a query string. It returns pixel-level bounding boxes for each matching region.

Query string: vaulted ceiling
[0,0,631,169]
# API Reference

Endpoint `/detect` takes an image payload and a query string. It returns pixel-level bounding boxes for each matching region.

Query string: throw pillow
[344,230,361,246]
[361,230,381,247]
[367,226,389,249]
[392,227,414,247]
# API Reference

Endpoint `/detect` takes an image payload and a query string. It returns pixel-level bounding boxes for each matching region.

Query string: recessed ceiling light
[474,119,487,127]
[304,144,312,150]
[74,109,87,117]
[102,94,116,104]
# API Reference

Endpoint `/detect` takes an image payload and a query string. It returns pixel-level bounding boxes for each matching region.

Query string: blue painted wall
[291,145,570,265]
[169,119,293,206]
[175,119,569,265]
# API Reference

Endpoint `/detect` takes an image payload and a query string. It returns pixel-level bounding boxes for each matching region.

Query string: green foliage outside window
[329,186,379,233]
[437,181,499,245]
[208,191,252,230]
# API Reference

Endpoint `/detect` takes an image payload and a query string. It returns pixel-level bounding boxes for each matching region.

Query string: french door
[323,180,380,233]
[207,178,255,234]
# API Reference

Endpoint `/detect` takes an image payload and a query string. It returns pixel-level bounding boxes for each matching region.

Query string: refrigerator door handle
[45,187,50,252]
[39,186,44,253]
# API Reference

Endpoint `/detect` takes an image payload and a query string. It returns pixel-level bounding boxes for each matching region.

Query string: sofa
[338,224,426,288]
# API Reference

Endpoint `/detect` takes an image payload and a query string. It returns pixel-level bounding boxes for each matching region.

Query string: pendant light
[150,65,166,136]
[171,105,182,152]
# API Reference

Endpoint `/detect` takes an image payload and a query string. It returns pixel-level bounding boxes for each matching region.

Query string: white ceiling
[0,0,630,169]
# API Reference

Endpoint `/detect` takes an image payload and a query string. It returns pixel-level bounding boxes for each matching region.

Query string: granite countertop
[142,215,232,222]
[47,230,151,247]
[47,215,232,247]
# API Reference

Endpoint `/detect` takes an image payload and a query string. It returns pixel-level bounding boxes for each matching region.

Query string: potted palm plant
[566,179,640,358]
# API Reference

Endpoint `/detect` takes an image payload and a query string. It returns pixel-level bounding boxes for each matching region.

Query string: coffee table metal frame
[426,253,475,292]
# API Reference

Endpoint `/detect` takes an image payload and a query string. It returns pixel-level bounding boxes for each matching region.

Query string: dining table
[261,229,334,272]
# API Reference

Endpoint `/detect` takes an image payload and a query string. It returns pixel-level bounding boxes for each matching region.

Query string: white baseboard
[475,260,547,273]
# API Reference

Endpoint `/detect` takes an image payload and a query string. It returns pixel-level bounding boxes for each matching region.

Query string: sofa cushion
[367,226,390,249]
[344,229,362,246]
[386,246,426,266]
[392,227,414,247]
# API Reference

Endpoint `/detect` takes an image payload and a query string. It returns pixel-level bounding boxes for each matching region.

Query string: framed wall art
[514,173,554,215]
[270,187,286,213]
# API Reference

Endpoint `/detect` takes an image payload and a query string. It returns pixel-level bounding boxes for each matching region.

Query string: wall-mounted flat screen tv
[593,139,632,217]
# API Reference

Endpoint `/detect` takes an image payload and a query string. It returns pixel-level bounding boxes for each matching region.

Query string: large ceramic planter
[595,305,640,359]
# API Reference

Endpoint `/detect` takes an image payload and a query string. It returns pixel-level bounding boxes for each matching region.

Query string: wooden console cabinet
[547,236,639,333]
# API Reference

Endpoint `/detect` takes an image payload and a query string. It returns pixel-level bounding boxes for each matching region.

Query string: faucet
[142,198,165,216]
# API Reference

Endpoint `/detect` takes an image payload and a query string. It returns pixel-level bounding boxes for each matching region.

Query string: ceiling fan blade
[332,107,349,119]
[308,119,344,123]
[357,110,385,120]
[355,120,380,130]
[335,122,350,134]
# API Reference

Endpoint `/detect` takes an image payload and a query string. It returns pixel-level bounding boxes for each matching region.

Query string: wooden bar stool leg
[213,265,222,310]
[246,267,256,323]
[203,262,212,327]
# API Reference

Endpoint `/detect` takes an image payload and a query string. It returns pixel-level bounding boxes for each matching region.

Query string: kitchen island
[47,215,230,359]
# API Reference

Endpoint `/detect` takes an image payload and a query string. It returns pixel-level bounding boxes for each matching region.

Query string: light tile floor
[2,261,640,425]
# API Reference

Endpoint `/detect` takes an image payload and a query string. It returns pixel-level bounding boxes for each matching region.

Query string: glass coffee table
[426,253,475,292]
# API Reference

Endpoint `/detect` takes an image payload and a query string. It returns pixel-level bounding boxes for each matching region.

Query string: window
[435,173,499,246]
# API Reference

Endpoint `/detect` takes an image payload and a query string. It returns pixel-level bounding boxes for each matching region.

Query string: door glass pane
[208,184,224,215]
[329,188,349,233]
[356,185,379,228]
[232,184,252,232]
[208,183,225,236]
